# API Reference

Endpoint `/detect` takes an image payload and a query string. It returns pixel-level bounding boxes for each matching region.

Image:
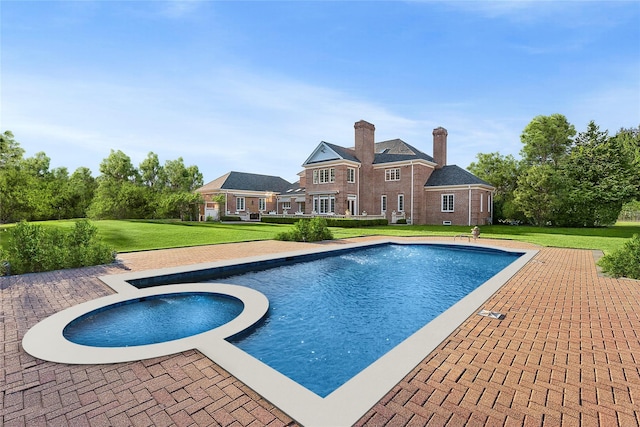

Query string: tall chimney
[354,120,375,215]
[354,120,375,166]
[432,127,447,169]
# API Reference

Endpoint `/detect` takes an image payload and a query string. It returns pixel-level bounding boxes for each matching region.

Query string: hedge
[261,216,388,227]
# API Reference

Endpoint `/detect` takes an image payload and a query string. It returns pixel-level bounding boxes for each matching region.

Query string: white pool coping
[23,239,537,427]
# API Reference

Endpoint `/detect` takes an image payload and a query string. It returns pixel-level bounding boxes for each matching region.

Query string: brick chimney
[354,120,375,215]
[354,120,375,166]
[432,127,447,169]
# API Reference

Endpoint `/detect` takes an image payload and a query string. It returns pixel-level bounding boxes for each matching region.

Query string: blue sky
[2,1,639,183]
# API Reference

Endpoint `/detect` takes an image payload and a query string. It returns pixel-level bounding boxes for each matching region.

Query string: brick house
[195,171,296,221]
[196,120,494,225]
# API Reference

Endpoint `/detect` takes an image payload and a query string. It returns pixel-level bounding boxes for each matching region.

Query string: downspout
[468,186,472,226]
[410,161,414,225]
[357,164,361,215]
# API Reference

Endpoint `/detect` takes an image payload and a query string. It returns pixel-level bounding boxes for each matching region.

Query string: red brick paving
[2,237,640,426]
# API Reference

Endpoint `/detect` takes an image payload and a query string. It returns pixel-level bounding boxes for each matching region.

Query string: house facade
[196,120,494,225]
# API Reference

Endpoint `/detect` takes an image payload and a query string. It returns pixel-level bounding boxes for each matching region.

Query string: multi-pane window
[236,197,245,212]
[385,168,401,181]
[347,168,356,183]
[441,194,454,212]
[314,168,335,184]
[313,196,335,214]
[398,194,404,212]
[282,201,291,210]
[259,198,266,211]
[381,195,387,213]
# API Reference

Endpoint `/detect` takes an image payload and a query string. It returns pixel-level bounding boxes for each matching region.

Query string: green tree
[139,151,166,190]
[467,152,523,221]
[614,126,640,200]
[164,157,203,192]
[68,167,97,218]
[513,164,563,226]
[558,121,636,226]
[520,114,576,168]
[89,150,147,219]
[0,130,24,168]
[0,131,28,222]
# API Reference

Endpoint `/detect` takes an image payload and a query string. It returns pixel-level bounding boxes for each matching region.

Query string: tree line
[0,131,204,223]
[468,114,640,227]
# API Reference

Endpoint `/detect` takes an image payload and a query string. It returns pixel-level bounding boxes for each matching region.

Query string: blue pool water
[62,243,522,397]
[63,293,243,347]
[214,244,521,397]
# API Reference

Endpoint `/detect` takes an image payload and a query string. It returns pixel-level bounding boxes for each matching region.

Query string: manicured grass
[1,219,639,254]
[332,222,640,254]
[89,220,292,252]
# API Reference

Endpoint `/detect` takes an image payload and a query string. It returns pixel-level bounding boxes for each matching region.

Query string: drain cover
[477,309,505,320]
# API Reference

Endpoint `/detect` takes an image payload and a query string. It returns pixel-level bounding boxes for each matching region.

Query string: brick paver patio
[2,237,639,426]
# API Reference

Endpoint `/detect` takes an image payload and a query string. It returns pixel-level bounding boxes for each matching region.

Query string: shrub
[221,215,241,222]
[5,220,115,275]
[262,216,388,227]
[598,234,640,280]
[275,217,334,242]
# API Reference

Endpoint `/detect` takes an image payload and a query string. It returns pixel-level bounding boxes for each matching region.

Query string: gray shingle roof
[196,171,293,194]
[373,139,434,164]
[425,165,493,187]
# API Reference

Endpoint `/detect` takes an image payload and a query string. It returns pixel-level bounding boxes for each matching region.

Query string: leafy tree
[139,151,166,189]
[513,164,563,226]
[520,114,576,168]
[99,149,139,182]
[558,121,636,226]
[164,157,203,192]
[68,167,97,218]
[467,152,523,221]
[613,126,640,200]
[0,130,24,168]
[0,131,28,222]
[89,150,146,219]
[158,192,203,221]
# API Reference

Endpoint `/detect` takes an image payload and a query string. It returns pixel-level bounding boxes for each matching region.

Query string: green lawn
[1,219,639,254]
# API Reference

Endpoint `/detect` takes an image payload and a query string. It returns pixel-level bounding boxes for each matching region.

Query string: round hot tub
[23,283,268,364]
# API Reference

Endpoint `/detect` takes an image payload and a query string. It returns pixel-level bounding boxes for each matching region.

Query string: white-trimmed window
[314,168,335,184]
[282,201,291,210]
[441,194,454,212]
[347,168,355,183]
[385,168,401,181]
[480,193,484,213]
[398,194,404,212]
[236,197,245,212]
[313,196,335,214]
[381,195,387,213]
[259,198,266,211]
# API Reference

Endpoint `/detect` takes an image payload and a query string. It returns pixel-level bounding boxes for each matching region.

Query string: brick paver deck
[2,237,639,426]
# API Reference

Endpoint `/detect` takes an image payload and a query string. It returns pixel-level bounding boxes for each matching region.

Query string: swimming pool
[23,239,537,426]
[214,243,522,397]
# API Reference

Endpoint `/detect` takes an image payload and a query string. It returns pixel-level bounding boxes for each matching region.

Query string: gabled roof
[373,139,434,164]
[302,141,359,166]
[303,139,433,167]
[196,171,293,194]
[425,165,493,188]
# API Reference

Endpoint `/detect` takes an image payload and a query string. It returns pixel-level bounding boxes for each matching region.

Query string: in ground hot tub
[22,283,268,364]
